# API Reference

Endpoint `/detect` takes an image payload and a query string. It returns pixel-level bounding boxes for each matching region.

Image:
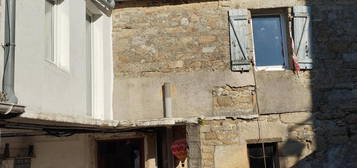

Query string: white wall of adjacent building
[0,135,93,168]
[0,0,113,120]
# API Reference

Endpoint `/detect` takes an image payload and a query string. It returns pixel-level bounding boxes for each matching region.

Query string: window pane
[86,14,92,116]
[248,143,279,168]
[45,0,54,62]
[86,14,92,58]
[253,16,285,66]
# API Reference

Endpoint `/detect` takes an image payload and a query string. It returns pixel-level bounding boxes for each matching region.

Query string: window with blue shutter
[228,7,312,71]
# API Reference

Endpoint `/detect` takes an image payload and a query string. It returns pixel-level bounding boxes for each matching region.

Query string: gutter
[0,102,25,119]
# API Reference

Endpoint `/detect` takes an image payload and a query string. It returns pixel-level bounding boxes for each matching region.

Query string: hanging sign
[171,139,188,163]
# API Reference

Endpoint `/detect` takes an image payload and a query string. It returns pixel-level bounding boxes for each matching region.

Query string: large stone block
[280,112,313,125]
[214,144,250,168]
[213,85,257,116]
[255,71,313,114]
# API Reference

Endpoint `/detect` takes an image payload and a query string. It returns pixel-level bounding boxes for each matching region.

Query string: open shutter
[229,9,250,72]
[293,6,313,70]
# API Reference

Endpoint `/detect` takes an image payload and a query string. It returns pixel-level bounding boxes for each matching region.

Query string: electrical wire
[252,59,262,141]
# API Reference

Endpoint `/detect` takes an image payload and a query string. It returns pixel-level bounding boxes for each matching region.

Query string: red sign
[171,139,188,162]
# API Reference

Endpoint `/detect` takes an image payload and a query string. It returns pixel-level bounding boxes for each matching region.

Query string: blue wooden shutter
[229,9,250,72]
[293,6,313,70]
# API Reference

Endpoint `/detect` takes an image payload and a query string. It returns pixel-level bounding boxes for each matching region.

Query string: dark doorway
[156,126,187,168]
[97,138,144,168]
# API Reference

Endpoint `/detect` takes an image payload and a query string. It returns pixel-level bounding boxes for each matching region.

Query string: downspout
[0,0,25,118]
[163,83,172,118]
[3,0,18,104]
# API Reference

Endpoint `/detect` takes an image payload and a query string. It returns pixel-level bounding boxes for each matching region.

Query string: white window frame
[86,11,94,117]
[45,0,55,63]
[251,13,289,71]
[45,0,70,71]
[86,1,106,120]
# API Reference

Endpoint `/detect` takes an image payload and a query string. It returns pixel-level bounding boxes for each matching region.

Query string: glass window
[252,16,286,67]
[86,13,93,116]
[45,0,54,62]
[44,0,70,71]
[248,143,279,168]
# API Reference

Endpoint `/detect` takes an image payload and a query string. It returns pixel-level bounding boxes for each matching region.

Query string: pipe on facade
[3,0,18,104]
[163,83,172,118]
[93,0,115,10]
[0,0,25,119]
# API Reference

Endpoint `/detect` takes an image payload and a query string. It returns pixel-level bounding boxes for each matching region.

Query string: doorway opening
[97,138,144,168]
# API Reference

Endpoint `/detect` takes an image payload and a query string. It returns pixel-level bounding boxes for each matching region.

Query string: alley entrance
[97,138,144,168]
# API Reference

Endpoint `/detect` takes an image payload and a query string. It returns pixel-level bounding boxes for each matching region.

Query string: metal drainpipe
[95,0,115,10]
[163,83,172,118]
[3,0,18,104]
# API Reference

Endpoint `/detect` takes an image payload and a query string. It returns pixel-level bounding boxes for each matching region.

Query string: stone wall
[112,0,311,121]
[113,0,357,167]
[199,113,315,168]
[112,0,308,78]
[306,0,357,167]
[186,124,202,168]
[113,1,230,78]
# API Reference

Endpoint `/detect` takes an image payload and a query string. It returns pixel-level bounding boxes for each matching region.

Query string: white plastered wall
[0,132,157,168]
[5,0,114,121]
[0,135,93,168]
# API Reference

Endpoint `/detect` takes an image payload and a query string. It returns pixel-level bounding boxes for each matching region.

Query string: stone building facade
[112,0,357,167]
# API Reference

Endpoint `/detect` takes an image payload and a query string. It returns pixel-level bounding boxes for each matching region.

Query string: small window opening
[247,142,279,168]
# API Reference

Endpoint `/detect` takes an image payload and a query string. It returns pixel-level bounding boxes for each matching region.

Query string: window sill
[255,65,288,71]
[45,58,70,74]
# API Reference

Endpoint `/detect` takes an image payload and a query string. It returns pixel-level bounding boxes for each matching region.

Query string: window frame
[250,12,290,71]
[86,0,107,119]
[45,0,70,71]
[86,11,94,117]
[247,142,280,168]
[45,0,56,64]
